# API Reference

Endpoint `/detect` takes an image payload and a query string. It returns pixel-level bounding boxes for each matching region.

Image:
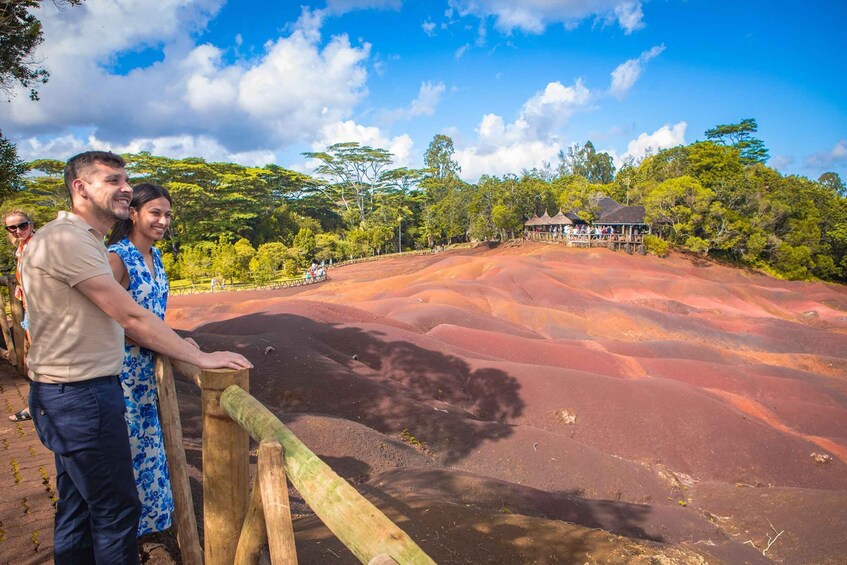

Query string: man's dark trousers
[30,375,141,564]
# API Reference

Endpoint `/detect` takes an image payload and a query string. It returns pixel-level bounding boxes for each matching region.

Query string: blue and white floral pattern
[108,238,173,536]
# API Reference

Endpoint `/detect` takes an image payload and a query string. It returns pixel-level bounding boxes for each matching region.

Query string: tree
[643,175,714,245]
[705,118,769,165]
[233,238,256,281]
[0,130,26,200]
[291,227,316,265]
[303,142,394,225]
[1,1,84,207]
[420,134,467,246]
[249,242,288,284]
[0,1,83,101]
[818,172,846,198]
[211,237,238,284]
[179,243,213,284]
[424,134,461,179]
[557,141,615,183]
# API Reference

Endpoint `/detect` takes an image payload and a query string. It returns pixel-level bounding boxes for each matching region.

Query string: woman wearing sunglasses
[4,210,35,422]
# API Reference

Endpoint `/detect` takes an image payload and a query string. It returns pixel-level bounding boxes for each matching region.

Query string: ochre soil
[152,242,847,564]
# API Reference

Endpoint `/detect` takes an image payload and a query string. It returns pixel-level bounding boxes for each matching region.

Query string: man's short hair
[63,151,127,199]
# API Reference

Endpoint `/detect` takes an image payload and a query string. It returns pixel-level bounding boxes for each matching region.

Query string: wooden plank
[154,356,203,565]
[220,385,436,565]
[258,440,297,564]
[201,368,250,565]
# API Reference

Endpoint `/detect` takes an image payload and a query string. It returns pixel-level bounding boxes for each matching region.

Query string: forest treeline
[1,120,846,284]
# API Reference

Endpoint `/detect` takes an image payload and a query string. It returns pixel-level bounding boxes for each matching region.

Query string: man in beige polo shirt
[22,151,252,564]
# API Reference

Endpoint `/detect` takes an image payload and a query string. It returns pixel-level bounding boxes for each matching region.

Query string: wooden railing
[159,358,436,565]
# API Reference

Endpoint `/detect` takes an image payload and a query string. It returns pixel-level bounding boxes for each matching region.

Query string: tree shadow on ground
[192,312,525,466]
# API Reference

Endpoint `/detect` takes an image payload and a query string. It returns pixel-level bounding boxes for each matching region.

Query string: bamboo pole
[201,368,250,565]
[234,467,267,565]
[5,279,25,375]
[219,385,436,565]
[258,440,297,564]
[154,355,203,565]
[0,292,18,368]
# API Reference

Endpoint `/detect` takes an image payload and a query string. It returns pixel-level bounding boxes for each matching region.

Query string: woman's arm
[108,252,130,289]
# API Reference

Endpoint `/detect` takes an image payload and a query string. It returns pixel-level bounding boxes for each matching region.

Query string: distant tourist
[4,209,36,422]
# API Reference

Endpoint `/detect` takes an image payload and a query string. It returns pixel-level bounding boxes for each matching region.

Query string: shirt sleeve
[28,225,112,287]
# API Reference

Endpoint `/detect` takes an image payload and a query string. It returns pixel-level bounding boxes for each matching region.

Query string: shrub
[685,235,710,255]
[643,234,669,257]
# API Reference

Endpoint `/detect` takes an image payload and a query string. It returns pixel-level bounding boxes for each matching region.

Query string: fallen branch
[763,519,784,556]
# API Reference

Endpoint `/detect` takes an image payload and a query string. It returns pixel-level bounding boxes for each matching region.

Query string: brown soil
[152,243,847,564]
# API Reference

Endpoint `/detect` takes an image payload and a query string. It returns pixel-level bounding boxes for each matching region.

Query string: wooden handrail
[220,384,436,565]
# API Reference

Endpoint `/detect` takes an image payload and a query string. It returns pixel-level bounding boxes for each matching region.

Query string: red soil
[164,243,847,564]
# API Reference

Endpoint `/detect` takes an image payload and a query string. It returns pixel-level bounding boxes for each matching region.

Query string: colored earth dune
[167,243,847,564]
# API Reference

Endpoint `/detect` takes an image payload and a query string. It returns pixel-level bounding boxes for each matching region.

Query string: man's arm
[76,273,252,370]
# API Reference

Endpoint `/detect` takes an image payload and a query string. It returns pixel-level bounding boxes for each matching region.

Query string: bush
[643,234,669,257]
[684,235,710,255]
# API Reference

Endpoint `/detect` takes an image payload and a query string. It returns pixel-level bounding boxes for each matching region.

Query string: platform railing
[160,357,436,565]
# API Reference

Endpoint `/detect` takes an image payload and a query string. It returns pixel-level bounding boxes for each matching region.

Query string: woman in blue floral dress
[107,183,178,536]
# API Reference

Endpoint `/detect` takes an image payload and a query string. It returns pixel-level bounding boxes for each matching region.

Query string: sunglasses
[5,222,31,233]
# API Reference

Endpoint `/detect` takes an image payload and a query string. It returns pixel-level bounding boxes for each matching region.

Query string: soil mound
[166,243,847,564]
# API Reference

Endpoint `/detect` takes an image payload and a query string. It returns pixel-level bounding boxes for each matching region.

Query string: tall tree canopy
[557,141,616,184]
[705,118,769,165]
[303,142,395,225]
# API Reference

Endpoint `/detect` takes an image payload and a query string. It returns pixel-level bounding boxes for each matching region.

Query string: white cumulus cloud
[1,2,371,159]
[311,120,414,167]
[610,44,665,98]
[453,79,593,180]
[621,122,687,163]
[381,81,447,123]
[804,140,847,169]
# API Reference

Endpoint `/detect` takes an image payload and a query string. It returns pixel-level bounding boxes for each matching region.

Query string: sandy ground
[152,242,847,564]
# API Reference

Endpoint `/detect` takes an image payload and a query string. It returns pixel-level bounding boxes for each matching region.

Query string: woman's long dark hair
[107,183,173,246]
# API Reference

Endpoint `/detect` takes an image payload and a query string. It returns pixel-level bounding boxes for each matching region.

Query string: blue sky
[2,0,845,183]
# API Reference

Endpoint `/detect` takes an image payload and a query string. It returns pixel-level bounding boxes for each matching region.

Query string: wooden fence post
[6,279,26,375]
[201,368,250,565]
[258,440,297,564]
[0,292,18,368]
[154,356,203,565]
